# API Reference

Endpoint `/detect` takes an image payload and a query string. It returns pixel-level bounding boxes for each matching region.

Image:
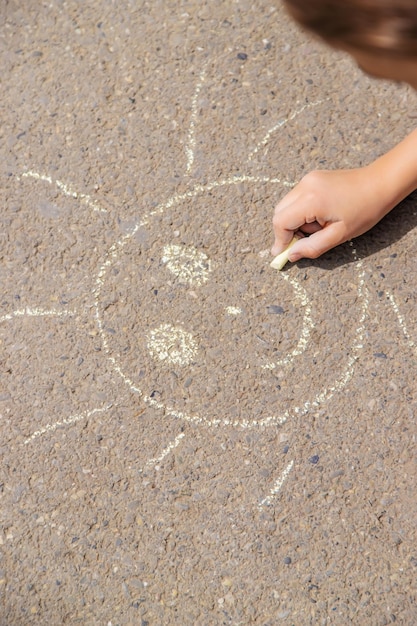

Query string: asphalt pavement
[1,1,416,623]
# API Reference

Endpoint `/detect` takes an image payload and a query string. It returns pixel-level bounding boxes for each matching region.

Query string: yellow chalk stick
[270,236,301,271]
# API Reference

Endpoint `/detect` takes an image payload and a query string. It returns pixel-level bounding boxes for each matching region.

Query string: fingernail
[288,253,301,263]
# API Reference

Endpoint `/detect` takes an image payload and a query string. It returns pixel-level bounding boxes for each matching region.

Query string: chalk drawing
[247,99,329,161]
[259,460,294,508]
[138,433,185,473]
[147,324,198,366]
[23,405,112,445]
[0,308,76,323]
[17,171,106,213]
[226,306,243,316]
[386,291,416,353]
[185,65,207,174]
[7,64,415,506]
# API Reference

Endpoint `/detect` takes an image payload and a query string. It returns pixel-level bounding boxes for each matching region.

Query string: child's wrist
[366,128,417,214]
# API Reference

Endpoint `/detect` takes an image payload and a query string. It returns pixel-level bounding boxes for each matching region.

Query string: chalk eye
[161,244,212,286]
[147,323,198,367]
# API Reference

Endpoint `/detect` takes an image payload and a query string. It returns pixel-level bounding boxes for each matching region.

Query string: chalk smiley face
[96,177,368,428]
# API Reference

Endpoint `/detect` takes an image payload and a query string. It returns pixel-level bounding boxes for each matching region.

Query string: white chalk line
[108,356,143,396]
[262,272,313,370]
[18,171,107,213]
[259,460,294,508]
[386,291,416,353]
[138,433,185,473]
[22,405,112,444]
[0,308,76,323]
[137,175,295,230]
[247,99,329,162]
[93,228,144,396]
[185,65,207,175]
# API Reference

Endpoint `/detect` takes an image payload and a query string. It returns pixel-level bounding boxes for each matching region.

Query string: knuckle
[272,211,283,228]
[301,169,325,185]
[309,248,322,259]
[300,171,324,196]
[304,242,322,259]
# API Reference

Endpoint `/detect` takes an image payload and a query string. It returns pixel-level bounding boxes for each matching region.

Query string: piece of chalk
[270,236,301,271]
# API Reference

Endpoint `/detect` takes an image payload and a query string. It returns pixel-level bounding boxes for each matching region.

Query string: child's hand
[271,167,388,262]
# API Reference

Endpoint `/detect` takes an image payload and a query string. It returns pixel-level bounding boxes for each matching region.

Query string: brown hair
[283,0,417,56]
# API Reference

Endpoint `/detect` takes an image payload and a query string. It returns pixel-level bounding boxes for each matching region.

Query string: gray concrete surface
[1,0,417,624]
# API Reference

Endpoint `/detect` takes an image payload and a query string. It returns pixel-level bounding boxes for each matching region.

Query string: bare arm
[271,127,417,262]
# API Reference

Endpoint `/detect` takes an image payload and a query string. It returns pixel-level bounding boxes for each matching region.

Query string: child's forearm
[367,127,417,216]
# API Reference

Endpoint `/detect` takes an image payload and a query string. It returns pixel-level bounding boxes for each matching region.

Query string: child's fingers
[271,197,317,255]
[288,223,345,262]
[271,232,296,257]
[299,221,322,235]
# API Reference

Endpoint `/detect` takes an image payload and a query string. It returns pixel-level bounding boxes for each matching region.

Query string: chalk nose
[225,306,243,316]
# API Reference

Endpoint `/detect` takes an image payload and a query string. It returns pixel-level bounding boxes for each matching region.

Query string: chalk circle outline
[94,175,368,429]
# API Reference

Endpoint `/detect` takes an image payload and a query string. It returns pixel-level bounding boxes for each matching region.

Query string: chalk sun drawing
[90,69,372,505]
[4,71,365,503]
[4,64,415,505]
